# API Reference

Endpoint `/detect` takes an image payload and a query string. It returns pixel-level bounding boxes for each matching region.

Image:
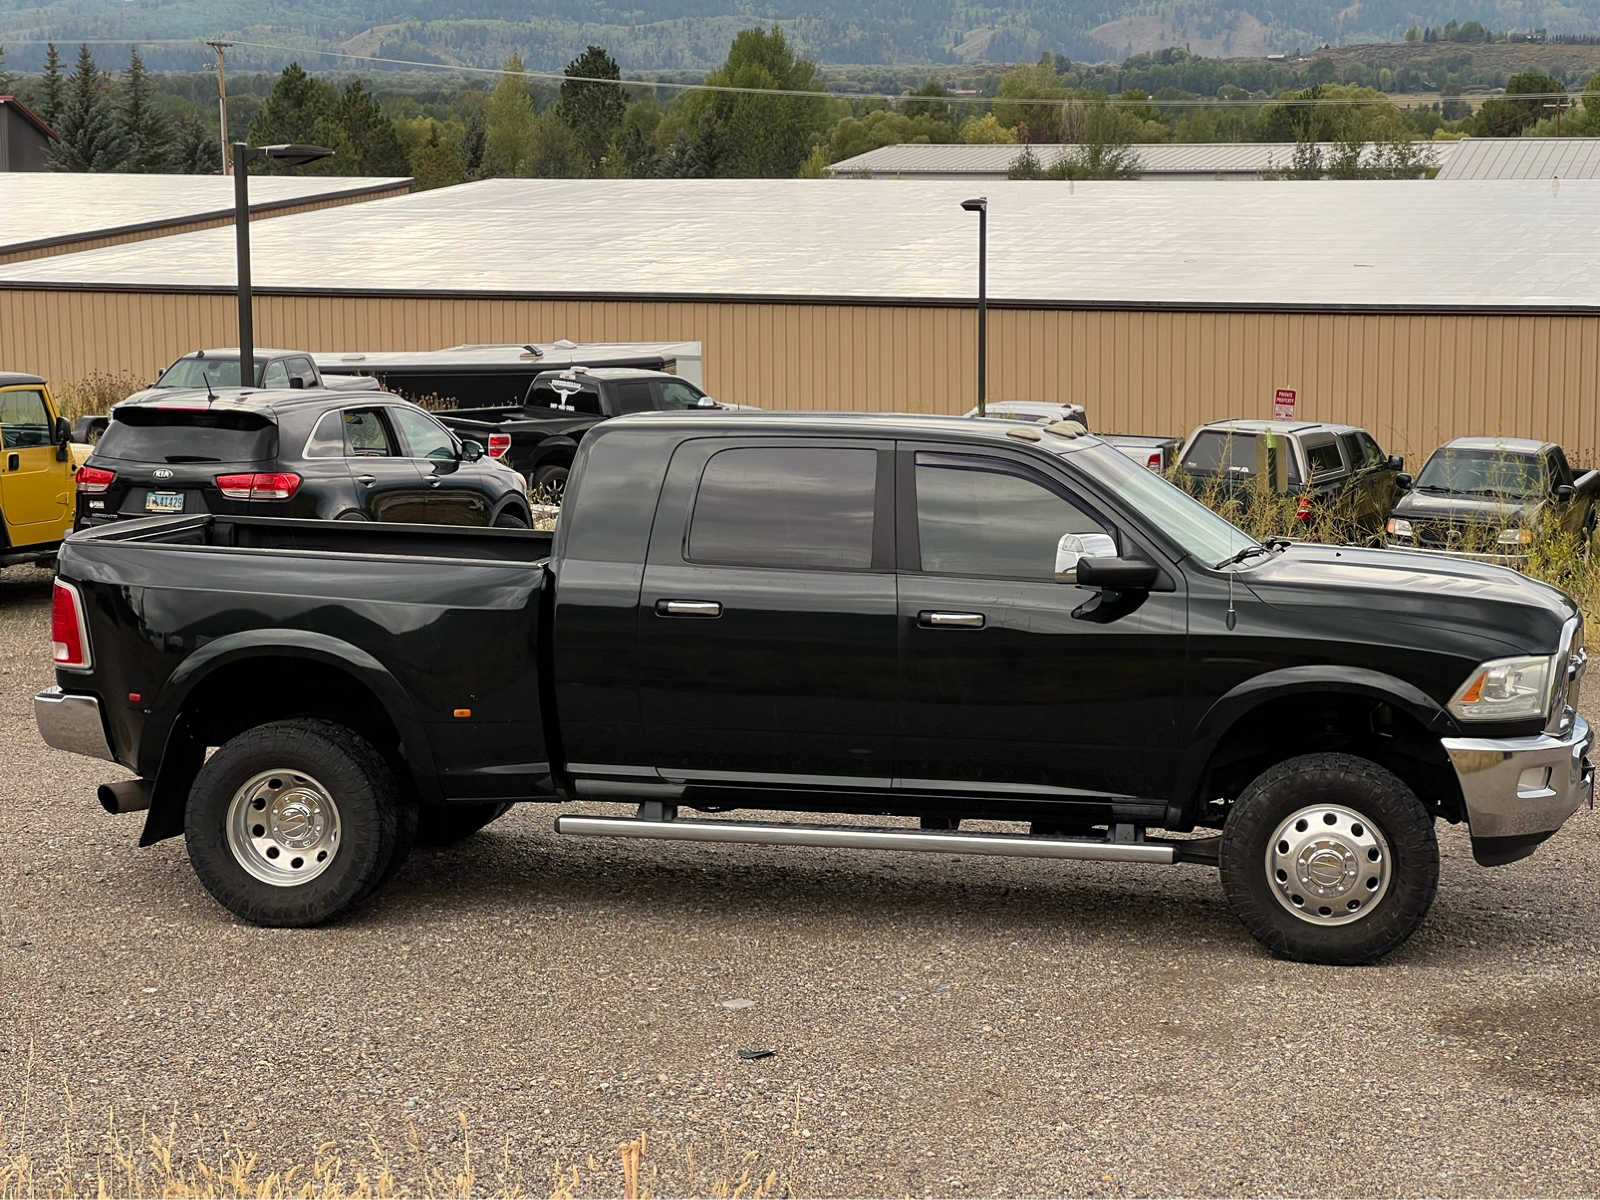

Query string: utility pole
[207,41,233,174]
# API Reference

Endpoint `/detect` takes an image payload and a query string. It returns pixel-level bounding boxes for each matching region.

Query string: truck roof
[601,410,1102,448]
[1438,435,1551,454]
[0,372,46,387]
[314,343,683,375]
[1196,418,1365,437]
[535,367,682,383]
[174,348,308,360]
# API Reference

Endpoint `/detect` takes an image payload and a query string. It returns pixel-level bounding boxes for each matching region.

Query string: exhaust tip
[99,780,152,814]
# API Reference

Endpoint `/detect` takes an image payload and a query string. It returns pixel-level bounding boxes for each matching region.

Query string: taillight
[1296,496,1313,522]
[487,433,512,460]
[215,472,301,501]
[77,465,116,494]
[1145,451,1162,471]
[52,580,92,670]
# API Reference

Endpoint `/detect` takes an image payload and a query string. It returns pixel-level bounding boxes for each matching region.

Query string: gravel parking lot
[3,561,1599,1197]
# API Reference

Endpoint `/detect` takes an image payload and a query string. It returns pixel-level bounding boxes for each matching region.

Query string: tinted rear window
[1181,431,1301,485]
[688,446,877,570]
[97,408,277,464]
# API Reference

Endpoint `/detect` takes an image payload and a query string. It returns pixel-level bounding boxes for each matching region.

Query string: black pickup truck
[437,366,748,497]
[36,414,1593,964]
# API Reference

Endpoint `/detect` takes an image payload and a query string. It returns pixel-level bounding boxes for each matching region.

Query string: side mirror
[696,395,719,408]
[460,439,485,463]
[288,376,305,389]
[54,415,72,444]
[1555,483,1575,502]
[1387,455,1404,471]
[1396,473,1413,492]
[1078,556,1161,591]
[1055,532,1119,584]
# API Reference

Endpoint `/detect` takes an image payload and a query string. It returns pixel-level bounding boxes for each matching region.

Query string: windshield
[1415,448,1544,498]
[156,356,265,390]
[1067,441,1260,567]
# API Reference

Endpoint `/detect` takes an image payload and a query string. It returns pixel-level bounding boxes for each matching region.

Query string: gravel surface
[3,562,1599,1197]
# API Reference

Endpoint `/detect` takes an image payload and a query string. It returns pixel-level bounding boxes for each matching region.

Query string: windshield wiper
[1214,544,1270,570]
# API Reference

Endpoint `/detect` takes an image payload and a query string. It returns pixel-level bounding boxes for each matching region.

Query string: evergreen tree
[0,45,17,96]
[483,54,535,176]
[52,44,124,172]
[408,122,467,189]
[555,45,625,173]
[172,111,222,173]
[39,43,64,125]
[249,63,337,155]
[330,80,409,176]
[672,27,826,178]
[120,48,173,173]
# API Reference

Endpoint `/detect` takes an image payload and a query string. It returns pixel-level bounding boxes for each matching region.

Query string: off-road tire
[1220,752,1438,965]
[417,802,513,847]
[532,464,569,500]
[184,719,411,926]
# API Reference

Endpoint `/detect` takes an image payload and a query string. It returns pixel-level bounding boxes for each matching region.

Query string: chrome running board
[552,815,1176,864]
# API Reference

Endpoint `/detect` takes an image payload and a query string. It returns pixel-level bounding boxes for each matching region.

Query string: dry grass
[0,1113,784,1199]
[51,372,146,423]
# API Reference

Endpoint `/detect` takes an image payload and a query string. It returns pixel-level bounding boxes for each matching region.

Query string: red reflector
[52,580,91,670]
[215,472,302,501]
[128,692,142,704]
[76,465,116,493]
[1145,451,1162,470]
[487,433,512,460]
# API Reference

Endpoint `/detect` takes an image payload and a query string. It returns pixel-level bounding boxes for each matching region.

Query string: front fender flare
[1169,665,1454,822]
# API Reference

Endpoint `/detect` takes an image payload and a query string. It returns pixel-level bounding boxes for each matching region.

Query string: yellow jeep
[1,373,86,569]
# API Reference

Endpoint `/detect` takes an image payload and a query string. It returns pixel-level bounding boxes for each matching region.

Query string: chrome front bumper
[34,687,117,763]
[1442,714,1594,865]
[1384,540,1528,566]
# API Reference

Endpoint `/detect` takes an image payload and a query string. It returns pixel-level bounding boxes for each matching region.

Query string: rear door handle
[5,454,17,472]
[656,600,722,619]
[919,610,985,629]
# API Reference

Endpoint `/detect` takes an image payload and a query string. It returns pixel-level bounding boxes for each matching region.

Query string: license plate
[145,491,184,513]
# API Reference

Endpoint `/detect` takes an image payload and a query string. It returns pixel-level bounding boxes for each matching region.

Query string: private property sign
[1273,388,1297,420]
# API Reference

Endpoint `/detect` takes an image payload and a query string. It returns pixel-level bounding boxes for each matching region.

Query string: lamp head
[258,143,335,167]
[960,196,988,213]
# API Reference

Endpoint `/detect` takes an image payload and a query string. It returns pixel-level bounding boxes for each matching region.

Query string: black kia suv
[76,388,533,529]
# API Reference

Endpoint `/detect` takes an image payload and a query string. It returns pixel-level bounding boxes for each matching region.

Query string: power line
[0,34,1570,107]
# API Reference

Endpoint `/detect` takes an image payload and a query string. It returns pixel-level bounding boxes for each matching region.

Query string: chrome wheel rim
[225,769,341,887]
[1265,803,1392,926]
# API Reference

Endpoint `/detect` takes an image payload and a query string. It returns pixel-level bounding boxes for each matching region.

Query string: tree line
[3,32,1599,186]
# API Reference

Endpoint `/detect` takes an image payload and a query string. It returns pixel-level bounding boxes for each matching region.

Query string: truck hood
[1391,489,1539,525]
[1241,543,1576,656]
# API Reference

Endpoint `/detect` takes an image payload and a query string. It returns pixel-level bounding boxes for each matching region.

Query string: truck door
[0,384,71,548]
[636,436,898,789]
[895,443,1186,803]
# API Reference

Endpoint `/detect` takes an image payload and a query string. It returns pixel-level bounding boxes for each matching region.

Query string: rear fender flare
[527,437,580,476]
[1170,665,1453,823]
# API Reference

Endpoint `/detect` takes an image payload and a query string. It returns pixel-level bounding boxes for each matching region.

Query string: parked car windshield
[1065,441,1261,567]
[156,356,267,389]
[96,408,277,464]
[1415,447,1545,498]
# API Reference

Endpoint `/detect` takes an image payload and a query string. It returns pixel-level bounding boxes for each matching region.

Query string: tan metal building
[0,173,413,264]
[1,177,1595,461]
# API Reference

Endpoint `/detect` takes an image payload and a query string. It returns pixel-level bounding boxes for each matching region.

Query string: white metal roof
[0,176,1593,312]
[0,172,412,256]
[829,141,1458,178]
[1435,137,1600,180]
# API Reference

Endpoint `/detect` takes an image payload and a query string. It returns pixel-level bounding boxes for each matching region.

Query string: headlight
[1497,528,1534,546]
[1386,518,1412,538]
[1448,655,1555,722]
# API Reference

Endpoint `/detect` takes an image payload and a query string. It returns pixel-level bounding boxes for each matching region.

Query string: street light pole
[960,196,988,417]
[230,142,334,389]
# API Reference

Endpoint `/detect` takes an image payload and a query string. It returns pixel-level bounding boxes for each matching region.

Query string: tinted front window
[390,408,457,461]
[614,382,656,414]
[1356,432,1387,468]
[1416,448,1545,498]
[156,356,263,389]
[97,408,276,464]
[689,446,876,570]
[916,456,1108,580]
[1180,431,1302,485]
[0,388,53,449]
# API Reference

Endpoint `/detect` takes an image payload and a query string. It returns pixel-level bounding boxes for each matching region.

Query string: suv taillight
[52,580,92,670]
[215,472,301,501]
[487,433,512,460]
[77,466,116,493]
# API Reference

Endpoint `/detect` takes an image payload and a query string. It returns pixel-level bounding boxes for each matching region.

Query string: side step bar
[553,815,1177,864]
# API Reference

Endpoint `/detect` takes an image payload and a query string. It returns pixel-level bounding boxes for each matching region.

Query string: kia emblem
[153,468,174,480]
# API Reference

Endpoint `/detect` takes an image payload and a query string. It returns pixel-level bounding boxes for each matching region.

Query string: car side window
[658,380,706,410]
[614,382,656,414]
[288,357,317,388]
[262,360,291,388]
[688,446,877,570]
[1356,432,1387,469]
[1305,440,1344,477]
[343,408,396,457]
[389,406,458,462]
[1549,447,1574,486]
[1337,433,1366,472]
[0,388,53,449]
[304,410,346,457]
[915,454,1111,580]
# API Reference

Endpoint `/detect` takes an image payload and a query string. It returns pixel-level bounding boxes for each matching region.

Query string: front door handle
[919,610,985,629]
[355,474,376,487]
[656,599,722,619]
[5,454,16,472]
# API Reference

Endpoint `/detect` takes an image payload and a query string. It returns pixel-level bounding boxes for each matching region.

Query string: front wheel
[1219,752,1438,965]
[184,719,413,926]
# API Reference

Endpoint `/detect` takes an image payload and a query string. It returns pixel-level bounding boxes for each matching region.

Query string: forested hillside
[4,0,1600,70]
